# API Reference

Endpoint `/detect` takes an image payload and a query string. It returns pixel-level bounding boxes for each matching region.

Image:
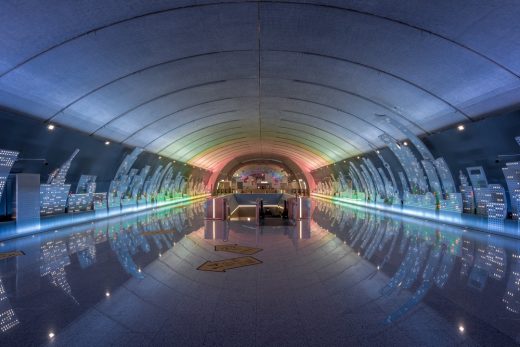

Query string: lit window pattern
[487,184,507,220]
[350,163,368,196]
[422,160,442,195]
[40,184,70,215]
[348,167,361,193]
[362,158,385,199]
[0,309,19,332]
[40,149,79,215]
[398,171,410,194]
[503,252,520,314]
[75,175,97,194]
[0,149,19,204]
[108,148,144,205]
[502,162,520,220]
[466,166,488,188]
[433,158,457,194]
[312,201,520,321]
[379,133,428,194]
[49,149,79,185]
[383,116,458,196]
[360,164,376,200]
[377,152,399,200]
[40,240,77,303]
[0,278,20,332]
[459,171,475,214]
[92,192,108,211]
[67,194,93,212]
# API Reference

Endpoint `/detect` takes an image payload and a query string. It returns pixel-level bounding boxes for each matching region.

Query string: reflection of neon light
[311,193,520,238]
[0,278,19,332]
[11,194,209,237]
[299,221,302,239]
[231,206,240,216]
[212,199,216,219]
[212,220,216,240]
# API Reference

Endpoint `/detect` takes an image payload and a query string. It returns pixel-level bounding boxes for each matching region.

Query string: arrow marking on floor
[197,256,262,272]
[214,244,263,255]
[0,251,25,260]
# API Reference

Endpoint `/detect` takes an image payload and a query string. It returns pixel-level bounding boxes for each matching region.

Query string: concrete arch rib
[42,48,467,135]
[154,120,244,153]
[89,79,246,136]
[277,121,358,154]
[176,135,255,162]
[195,148,261,169]
[186,141,256,165]
[124,98,258,145]
[199,147,324,171]
[44,50,252,123]
[260,132,342,160]
[3,4,513,131]
[168,130,255,159]
[144,111,245,150]
[266,126,352,157]
[2,1,517,81]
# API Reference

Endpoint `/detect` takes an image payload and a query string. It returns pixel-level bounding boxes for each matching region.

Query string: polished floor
[0,200,519,346]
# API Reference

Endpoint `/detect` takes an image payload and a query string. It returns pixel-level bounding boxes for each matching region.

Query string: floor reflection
[0,199,519,345]
[0,203,204,345]
[313,200,520,342]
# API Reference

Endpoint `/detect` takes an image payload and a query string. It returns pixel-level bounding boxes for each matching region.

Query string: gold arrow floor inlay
[0,250,25,260]
[197,256,262,272]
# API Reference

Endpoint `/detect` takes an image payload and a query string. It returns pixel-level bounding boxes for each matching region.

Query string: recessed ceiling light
[158,156,162,159]
[457,124,465,131]
[105,291,110,297]
[104,141,110,145]
[458,325,465,333]
[48,332,55,339]
[403,141,408,146]
[47,124,55,130]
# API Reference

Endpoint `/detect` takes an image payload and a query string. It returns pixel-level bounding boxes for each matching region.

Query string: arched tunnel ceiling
[1,1,520,174]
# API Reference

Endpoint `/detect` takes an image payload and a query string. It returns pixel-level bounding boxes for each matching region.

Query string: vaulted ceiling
[1,1,519,174]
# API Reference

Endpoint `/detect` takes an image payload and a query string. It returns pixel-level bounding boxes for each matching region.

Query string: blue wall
[311,110,520,211]
[0,108,211,218]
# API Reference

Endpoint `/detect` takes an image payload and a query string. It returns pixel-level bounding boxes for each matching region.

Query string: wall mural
[231,164,290,191]
[0,146,210,222]
[314,116,520,223]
